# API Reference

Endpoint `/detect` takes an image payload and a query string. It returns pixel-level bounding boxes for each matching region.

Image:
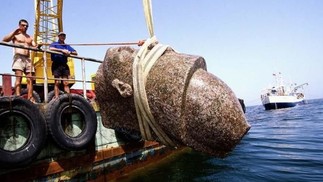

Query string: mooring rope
[131,0,176,147]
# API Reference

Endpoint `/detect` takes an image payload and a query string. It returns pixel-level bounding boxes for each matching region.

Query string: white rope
[133,36,176,147]
[132,0,176,147]
[133,37,156,140]
[142,0,154,37]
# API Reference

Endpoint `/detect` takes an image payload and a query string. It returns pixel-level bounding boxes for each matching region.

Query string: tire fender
[45,94,97,150]
[47,90,64,101]
[20,88,41,103]
[0,96,47,168]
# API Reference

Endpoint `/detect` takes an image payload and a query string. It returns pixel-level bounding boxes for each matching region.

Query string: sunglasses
[20,24,29,27]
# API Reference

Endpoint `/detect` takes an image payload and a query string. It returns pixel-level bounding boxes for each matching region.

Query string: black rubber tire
[45,93,97,150]
[0,96,47,168]
[20,88,41,103]
[47,90,64,102]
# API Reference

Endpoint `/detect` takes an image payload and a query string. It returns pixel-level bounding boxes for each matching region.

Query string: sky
[0,0,322,106]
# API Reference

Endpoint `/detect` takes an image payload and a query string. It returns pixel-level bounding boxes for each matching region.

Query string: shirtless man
[2,19,37,102]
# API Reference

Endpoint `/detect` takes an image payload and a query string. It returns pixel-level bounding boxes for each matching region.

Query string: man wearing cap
[49,32,77,99]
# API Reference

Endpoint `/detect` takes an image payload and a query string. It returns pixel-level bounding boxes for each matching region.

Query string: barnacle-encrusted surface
[95,46,250,156]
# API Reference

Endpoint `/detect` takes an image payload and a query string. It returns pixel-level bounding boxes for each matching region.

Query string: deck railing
[0,41,103,103]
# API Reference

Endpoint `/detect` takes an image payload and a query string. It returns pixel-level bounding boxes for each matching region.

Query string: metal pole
[43,51,49,103]
[2,74,12,96]
[81,58,87,100]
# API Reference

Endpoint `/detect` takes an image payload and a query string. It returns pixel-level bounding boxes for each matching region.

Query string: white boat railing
[0,41,103,103]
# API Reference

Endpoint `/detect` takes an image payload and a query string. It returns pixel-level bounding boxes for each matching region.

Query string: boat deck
[0,113,174,181]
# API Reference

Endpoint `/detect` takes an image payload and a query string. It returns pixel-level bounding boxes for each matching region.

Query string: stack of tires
[0,93,97,168]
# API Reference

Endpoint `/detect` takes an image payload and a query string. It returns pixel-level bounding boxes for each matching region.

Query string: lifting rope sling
[132,0,176,147]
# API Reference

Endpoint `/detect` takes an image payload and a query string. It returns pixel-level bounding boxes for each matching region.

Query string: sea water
[120,99,323,182]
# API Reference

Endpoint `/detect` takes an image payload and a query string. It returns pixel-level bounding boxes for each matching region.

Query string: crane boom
[34,0,63,47]
[293,83,308,92]
[31,0,75,86]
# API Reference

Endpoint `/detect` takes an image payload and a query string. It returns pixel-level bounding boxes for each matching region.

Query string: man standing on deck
[2,19,38,103]
[49,32,77,99]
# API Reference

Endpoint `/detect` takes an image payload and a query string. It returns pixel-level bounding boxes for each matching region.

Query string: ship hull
[263,102,297,110]
[261,95,304,110]
[0,113,176,182]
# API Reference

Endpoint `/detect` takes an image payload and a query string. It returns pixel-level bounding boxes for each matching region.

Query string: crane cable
[143,0,154,38]
[132,0,176,147]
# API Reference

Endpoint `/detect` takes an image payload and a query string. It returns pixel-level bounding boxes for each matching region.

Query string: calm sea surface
[119,99,323,182]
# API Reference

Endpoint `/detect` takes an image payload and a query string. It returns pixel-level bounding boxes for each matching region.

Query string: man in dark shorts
[49,32,77,99]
